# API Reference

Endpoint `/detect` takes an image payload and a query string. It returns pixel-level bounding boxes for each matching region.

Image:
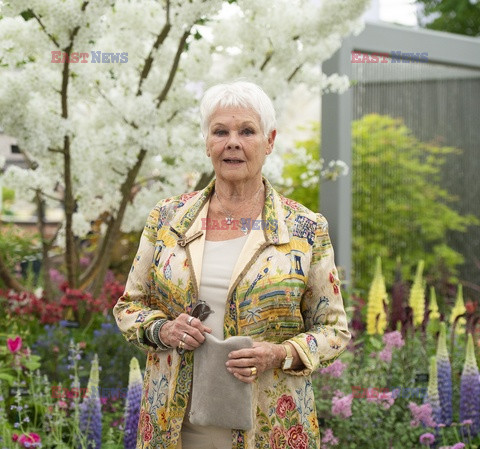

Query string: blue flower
[460,335,480,437]
[437,322,453,425]
[124,358,143,449]
[79,355,102,449]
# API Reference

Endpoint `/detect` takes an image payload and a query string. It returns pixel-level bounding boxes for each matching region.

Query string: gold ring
[250,366,257,376]
[182,333,188,342]
[187,316,194,325]
[178,341,185,350]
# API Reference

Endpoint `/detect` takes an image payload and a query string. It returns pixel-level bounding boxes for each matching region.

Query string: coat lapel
[168,177,291,301]
[168,180,214,299]
[227,178,290,295]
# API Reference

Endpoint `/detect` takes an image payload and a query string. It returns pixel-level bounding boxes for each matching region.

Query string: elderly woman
[113,81,350,449]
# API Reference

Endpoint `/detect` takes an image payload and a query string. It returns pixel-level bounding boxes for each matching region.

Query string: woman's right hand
[160,313,212,350]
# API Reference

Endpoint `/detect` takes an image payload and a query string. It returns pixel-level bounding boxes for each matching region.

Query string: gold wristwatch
[282,343,294,370]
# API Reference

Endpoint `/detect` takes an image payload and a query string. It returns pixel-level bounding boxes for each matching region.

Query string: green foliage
[314,328,471,449]
[416,0,480,37]
[283,115,478,290]
[277,122,321,212]
[352,114,477,289]
[0,315,144,448]
[0,224,42,289]
[0,224,40,267]
[2,186,15,204]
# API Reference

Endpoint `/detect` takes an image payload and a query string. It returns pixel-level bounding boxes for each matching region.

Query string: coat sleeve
[112,202,168,352]
[284,213,351,376]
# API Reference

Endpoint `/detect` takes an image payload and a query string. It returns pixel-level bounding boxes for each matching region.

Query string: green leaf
[0,372,16,384]
[23,359,41,371]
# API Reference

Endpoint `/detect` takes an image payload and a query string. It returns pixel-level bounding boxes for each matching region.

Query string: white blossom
[0,0,367,241]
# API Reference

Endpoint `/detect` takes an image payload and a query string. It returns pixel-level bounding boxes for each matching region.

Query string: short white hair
[200,81,276,138]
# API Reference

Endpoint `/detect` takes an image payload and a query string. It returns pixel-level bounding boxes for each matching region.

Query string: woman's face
[206,106,276,185]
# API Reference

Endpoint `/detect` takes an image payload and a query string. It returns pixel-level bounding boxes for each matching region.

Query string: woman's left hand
[225,342,287,384]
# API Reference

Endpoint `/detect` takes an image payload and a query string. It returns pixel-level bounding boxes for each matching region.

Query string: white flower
[0,0,367,241]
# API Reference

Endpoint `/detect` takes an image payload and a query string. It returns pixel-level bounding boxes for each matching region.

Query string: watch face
[283,358,293,370]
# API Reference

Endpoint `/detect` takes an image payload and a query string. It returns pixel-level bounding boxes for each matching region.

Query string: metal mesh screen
[351,53,480,288]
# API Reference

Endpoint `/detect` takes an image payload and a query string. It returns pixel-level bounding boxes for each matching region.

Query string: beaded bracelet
[150,319,172,350]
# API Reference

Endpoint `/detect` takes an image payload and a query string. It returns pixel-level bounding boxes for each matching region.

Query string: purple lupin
[460,334,480,436]
[124,357,143,449]
[436,322,453,425]
[79,354,102,449]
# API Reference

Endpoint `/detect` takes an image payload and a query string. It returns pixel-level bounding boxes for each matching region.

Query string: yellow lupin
[367,257,388,335]
[429,286,440,321]
[408,260,425,327]
[450,284,466,334]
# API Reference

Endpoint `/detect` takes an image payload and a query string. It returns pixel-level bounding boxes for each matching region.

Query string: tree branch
[34,191,55,300]
[287,63,303,82]
[259,51,273,71]
[137,0,172,96]
[61,1,90,288]
[167,110,179,122]
[27,188,62,203]
[79,149,148,290]
[95,85,138,129]
[259,40,274,72]
[156,29,191,108]
[48,147,65,154]
[133,174,165,187]
[31,10,60,48]
[82,12,195,291]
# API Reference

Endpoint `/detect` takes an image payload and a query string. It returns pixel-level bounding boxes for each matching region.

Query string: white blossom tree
[0,0,368,297]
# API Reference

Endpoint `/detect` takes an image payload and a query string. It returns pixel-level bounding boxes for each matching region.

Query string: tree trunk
[82,149,147,295]
[35,193,55,300]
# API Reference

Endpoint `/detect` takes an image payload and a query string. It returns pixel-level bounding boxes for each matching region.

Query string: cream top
[199,234,248,339]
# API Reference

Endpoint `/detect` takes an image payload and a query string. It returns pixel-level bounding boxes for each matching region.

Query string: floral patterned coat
[113,177,351,449]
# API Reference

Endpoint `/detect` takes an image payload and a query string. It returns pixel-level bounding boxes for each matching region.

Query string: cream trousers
[180,420,232,449]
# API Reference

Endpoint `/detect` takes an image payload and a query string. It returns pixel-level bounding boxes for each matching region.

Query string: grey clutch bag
[189,333,254,430]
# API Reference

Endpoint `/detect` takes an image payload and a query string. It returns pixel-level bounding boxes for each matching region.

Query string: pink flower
[322,428,339,447]
[269,426,287,449]
[7,336,22,353]
[331,393,353,418]
[378,346,393,363]
[12,434,19,442]
[320,360,347,378]
[382,331,405,348]
[366,391,395,410]
[18,433,41,448]
[79,256,91,267]
[57,400,68,409]
[409,402,436,428]
[419,433,435,445]
[276,394,296,419]
[452,444,466,449]
[461,419,473,426]
[286,424,308,449]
